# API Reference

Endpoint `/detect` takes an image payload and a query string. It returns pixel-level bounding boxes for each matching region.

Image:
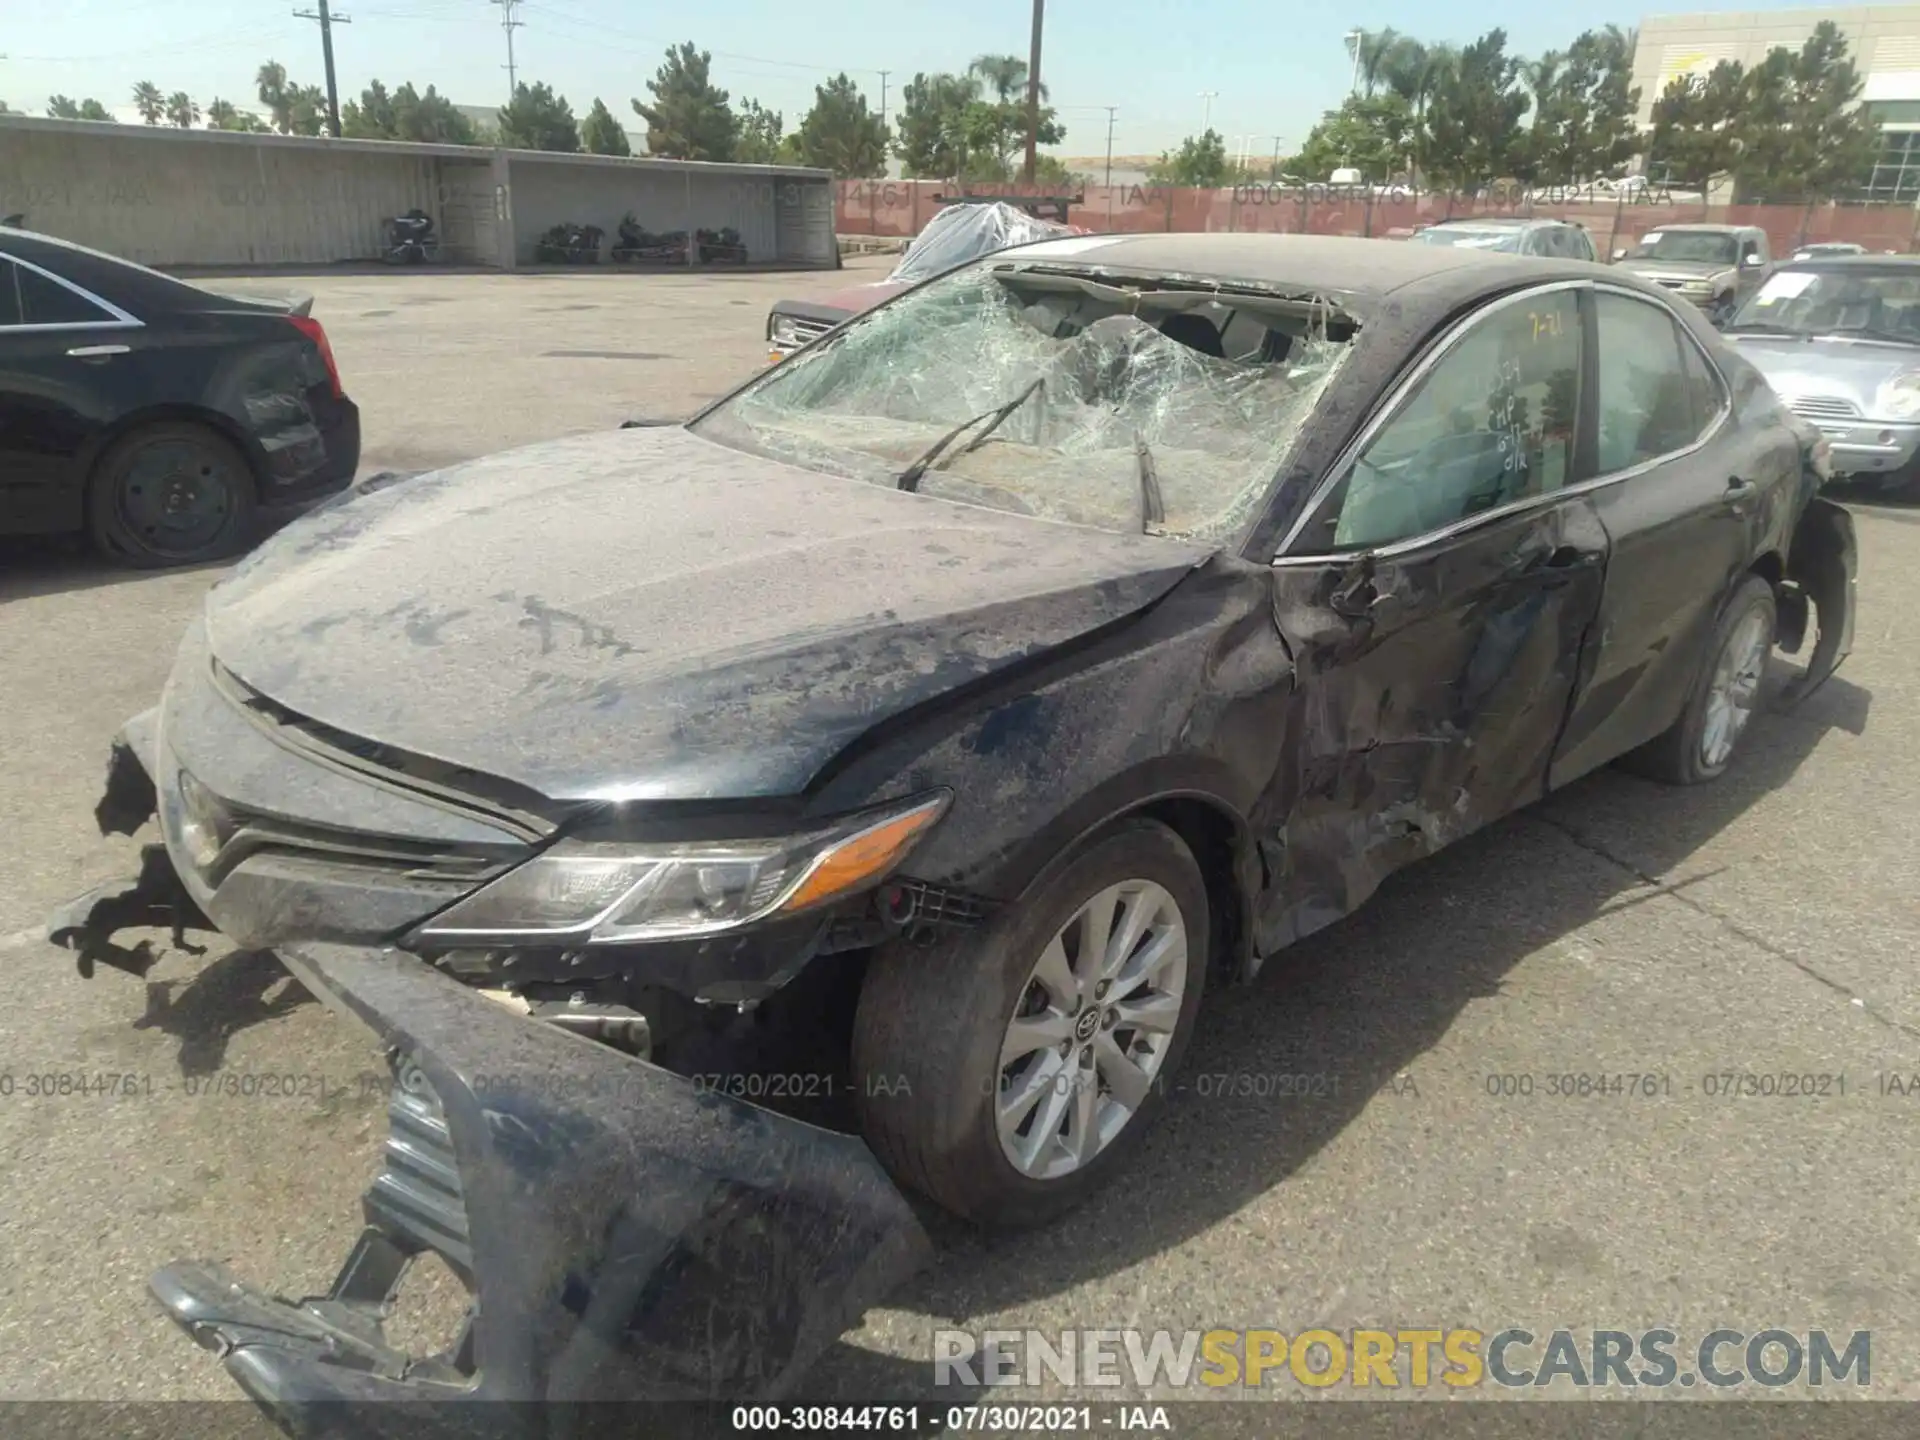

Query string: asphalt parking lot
[2,259,1919,1417]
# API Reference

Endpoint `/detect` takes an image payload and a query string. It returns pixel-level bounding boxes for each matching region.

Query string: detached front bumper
[158,942,931,1428]
[48,816,933,1432]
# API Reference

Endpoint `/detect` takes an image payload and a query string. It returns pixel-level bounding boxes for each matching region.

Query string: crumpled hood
[204,426,1210,803]
[1725,333,1920,414]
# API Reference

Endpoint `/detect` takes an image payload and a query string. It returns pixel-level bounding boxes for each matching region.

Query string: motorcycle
[535,222,603,264]
[382,209,438,265]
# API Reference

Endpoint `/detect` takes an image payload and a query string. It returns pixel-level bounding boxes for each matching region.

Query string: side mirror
[1611,248,1628,262]
[1743,254,1765,267]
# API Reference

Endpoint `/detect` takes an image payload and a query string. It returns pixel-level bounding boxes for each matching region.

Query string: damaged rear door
[1257,280,1608,951]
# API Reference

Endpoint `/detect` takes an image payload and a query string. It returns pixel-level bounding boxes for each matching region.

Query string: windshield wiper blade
[895,378,1045,492]
[1134,433,1165,533]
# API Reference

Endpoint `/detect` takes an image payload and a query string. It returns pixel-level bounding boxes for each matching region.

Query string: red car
[765,200,1084,362]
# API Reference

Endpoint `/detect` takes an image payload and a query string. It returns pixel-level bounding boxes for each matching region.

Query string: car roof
[1777,253,1920,269]
[1646,223,1752,234]
[0,226,224,313]
[997,232,1629,311]
[1429,217,1572,230]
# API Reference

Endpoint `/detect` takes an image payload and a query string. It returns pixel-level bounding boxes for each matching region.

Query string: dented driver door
[1252,280,1609,955]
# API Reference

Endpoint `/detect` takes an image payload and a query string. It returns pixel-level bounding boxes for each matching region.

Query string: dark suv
[1408,217,1598,261]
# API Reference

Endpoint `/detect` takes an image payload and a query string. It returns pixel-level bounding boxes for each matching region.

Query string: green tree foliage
[1292,94,1415,181]
[891,65,1062,181]
[1732,22,1880,202]
[794,73,888,176]
[498,82,579,152]
[206,98,269,132]
[1147,129,1230,186]
[1520,27,1641,184]
[131,82,164,125]
[343,81,477,144]
[165,91,201,128]
[50,96,115,121]
[1646,60,1747,195]
[1420,29,1528,190]
[632,43,736,160]
[733,99,785,164]
[253,63,325,135]
[580,98,631,156]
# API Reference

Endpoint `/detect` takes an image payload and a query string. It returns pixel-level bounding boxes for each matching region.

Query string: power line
[494,0,523,99]
[291,0,350,137]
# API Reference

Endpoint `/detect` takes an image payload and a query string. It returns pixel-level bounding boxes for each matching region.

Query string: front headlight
[414,791,951,945]
[1875,372,1920,419]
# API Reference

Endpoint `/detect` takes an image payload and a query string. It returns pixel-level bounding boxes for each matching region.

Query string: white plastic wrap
[715,269,1350,542]
[886,202,1077,286]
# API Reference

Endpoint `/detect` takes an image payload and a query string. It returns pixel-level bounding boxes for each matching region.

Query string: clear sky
[0,0,1853,157]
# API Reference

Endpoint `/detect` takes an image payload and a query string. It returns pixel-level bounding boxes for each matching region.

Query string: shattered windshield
[1728,266,1920,342]
[1630,231,1738,265]
[886,202,1074,286]
[691,262,1354,542]
[1411,227,1523,252]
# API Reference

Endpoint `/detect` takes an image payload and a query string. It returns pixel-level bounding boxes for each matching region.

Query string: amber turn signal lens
[779,797,948,914]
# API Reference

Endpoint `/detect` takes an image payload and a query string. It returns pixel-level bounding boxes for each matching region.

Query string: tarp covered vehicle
[764,198,1082,362]
[51,234,1854,1432]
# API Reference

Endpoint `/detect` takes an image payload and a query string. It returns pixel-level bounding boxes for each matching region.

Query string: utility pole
[1270,134,1285,181]
[1022,0,1044,183]
[1198,91,1218,134]
[494,0,523,100]
[291,0,350,137]
[1345,30,1364,96]
[1103,106,1118,187]
[878,70,890,133]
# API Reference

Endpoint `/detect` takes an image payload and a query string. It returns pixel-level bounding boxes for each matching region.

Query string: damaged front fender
[148,942,933,1432]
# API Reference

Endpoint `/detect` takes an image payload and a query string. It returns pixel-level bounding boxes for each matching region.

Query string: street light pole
[1345,29,1364,96]
[1199,90,1218,134]
[1023,0,1045,183]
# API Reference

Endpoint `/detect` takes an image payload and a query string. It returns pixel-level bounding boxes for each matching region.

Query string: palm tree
[1357,29,1403,99]
[165,91,200,128]
[969,54,1040,106]
[131,81,164,125]
[206,98,237,130]
[256,61,293,133]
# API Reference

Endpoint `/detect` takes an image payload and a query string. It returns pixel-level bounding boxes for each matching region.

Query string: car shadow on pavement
[132,947,314,1077]
[800,666,1871,1400]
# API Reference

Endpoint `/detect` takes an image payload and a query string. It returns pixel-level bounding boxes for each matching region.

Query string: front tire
[852,818,1209,1229]
[1623,574,1776,785]
[86,421,257,568]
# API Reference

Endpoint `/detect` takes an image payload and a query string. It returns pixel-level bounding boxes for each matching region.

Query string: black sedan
[49,233,1854,1419]
[0,226,359,566]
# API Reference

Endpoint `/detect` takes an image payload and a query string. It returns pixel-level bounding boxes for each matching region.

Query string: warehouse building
[1633,5,1920,199]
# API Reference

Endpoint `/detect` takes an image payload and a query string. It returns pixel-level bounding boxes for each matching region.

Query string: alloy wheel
[995,880,1188,1181]
[1700,608,1770,769]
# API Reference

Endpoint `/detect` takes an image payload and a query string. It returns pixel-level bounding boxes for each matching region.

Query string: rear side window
[1679,329,1728,433]
[0,263,20,327]
[16,263,116,325]
[1595,292,1708,470]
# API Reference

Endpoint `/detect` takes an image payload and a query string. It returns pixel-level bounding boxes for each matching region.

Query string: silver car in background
[1723,254,1920,493]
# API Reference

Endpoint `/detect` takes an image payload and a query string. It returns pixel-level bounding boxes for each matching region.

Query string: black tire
[86,421,257,568]
[1621,574,1776,785]
[852,818,1209,1229]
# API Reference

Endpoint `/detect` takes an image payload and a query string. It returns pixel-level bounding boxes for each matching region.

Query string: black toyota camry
[0,226,359,566]
[49,233,1855,1420]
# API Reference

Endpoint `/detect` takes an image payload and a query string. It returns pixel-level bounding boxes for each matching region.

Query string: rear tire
[1622,575,1775,785]
[86,421,257,569]
[852,818,1209,1229]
